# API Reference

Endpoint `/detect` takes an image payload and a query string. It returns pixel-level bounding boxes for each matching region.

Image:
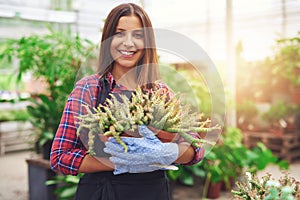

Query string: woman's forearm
[78,155,114,173]
[175,142,195,164]
[78,142,196,173]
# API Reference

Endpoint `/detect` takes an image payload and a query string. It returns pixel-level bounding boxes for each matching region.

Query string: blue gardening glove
[111,164,162,175]
[104,125,178,174]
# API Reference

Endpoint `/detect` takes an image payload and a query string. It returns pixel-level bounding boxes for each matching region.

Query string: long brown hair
[97,3,160,89]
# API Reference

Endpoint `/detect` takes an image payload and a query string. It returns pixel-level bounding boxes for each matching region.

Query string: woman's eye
[133,32,144,39]
[115,32,124,37]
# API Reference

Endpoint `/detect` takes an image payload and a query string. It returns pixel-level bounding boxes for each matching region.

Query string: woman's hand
[104,125,178,175]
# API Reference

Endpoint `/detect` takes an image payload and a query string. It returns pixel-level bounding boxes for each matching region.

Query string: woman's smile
[118,50,136,57]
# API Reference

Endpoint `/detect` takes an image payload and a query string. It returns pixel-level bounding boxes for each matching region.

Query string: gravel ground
[0,150,299,200]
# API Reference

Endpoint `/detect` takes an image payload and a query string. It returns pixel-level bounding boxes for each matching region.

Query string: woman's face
[110,15,145,72]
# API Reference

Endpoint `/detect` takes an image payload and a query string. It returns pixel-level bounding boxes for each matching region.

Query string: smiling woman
[50,3,204,200]
[110,15,145,87]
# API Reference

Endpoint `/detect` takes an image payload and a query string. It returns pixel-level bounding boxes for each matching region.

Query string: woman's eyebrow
[115,28,126,32]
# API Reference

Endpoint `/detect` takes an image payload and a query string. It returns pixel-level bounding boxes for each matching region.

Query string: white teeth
[120,50,134,56]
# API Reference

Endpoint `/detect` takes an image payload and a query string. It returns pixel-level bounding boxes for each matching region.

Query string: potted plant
[0,27,97,158]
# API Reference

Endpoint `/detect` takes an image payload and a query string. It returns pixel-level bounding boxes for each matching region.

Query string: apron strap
[96,76,113,107]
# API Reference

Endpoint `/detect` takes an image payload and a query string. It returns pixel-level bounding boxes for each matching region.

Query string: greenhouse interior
[0,0,300,199]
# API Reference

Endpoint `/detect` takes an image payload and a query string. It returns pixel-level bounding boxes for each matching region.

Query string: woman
[50,3,204,200]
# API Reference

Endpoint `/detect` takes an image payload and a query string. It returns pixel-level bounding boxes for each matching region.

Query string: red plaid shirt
[50,73,204,175]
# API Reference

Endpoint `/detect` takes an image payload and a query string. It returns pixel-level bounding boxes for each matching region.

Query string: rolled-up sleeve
[179,132,205,165]
[50,76,98,175]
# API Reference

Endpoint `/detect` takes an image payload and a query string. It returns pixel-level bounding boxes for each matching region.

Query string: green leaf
[65,175,81,184]
[278,160,289,170]
[45,180,57,186]
[167,169,180,181]
[59,186,77,199]
[190,165,206,177]
[179,172,194,186]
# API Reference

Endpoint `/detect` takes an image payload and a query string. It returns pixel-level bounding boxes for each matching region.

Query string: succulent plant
[76,87,219,155]
[232,171,300,200]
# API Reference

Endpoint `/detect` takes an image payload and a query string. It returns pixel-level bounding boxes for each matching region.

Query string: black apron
[74,171,172,200]
[74,76,172,200]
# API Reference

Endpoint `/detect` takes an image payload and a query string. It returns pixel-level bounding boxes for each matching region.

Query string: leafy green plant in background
[0,27,97,155]
[271,31,300,86]
[26,94,64,149]
[0,74,21,92]
[46,173,84,200]
[245,142,289,173]
[200,127,249,197]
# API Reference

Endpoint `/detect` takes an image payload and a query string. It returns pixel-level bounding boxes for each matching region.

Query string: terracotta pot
[198,132,207,139]
[145,126,180,143]
[206,181,222,199]
[99,126,180,143]
[221,177,235,191]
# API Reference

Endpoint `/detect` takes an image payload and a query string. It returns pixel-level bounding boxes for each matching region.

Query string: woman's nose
[123,35,134,47]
